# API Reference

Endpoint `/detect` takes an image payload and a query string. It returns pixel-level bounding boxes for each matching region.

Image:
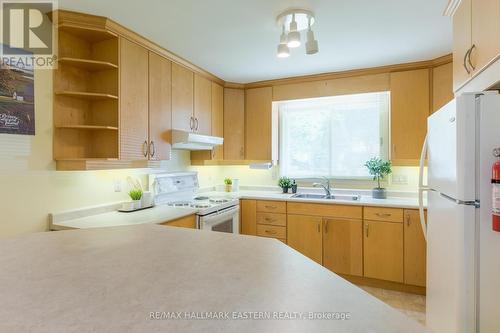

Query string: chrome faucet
[313,177,332,198]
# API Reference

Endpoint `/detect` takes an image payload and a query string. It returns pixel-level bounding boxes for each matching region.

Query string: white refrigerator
[420,92,500,333]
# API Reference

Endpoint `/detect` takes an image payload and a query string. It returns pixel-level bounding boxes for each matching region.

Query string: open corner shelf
[58,57,118,71]
[58,24,117,43]
[54,91,118,100]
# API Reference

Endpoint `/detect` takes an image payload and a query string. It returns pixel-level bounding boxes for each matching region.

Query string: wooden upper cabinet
[470,0,500,73]
[363,220,404,283]
[287,214,323,264]
[323,218,363,277]
[453,0,472,91]
[245,87,273,160]
[390,69,430,165]
[432,62,454,114]
[240,199,257,236]
[211,82,224,159]
[452,0,499,91]
[119,37,149,160]
[172,63,194,132]
[148,52,172,161]
[191,82,223,161]
[224,88,245,160]
[404,210,427,287]
[194,74,212,135]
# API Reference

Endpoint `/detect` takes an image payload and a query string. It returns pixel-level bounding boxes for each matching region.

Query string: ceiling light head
[287,31,301,48]
[306,30,319,55]
[277,43,290,58]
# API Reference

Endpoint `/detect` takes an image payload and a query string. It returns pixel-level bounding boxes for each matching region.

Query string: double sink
[292,193,361,201]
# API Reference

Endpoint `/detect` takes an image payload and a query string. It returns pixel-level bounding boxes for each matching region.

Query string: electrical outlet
[392,174,408,185]
[113,179,122,192]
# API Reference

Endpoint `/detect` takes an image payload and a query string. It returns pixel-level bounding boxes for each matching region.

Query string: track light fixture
[276,9,318,58]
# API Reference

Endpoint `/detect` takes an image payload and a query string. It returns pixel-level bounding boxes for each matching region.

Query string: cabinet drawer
[256,224,286,239]
[364,207,403,223]
[287,202,362,219]
[256,212,286,227]
[256,200,286,214]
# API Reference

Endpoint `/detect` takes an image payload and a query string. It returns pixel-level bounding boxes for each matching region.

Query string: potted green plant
[278,176,292,194]
[224,178,233,192]
[128,189,143,209]
[365,157,392,199]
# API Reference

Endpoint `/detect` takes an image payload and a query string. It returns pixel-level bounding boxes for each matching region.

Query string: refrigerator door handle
[418,134,429,241]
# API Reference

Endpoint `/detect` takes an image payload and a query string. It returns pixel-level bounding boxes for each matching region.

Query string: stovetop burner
[209,198,230,204]
[168,201,191,207]
[190,203,211,208]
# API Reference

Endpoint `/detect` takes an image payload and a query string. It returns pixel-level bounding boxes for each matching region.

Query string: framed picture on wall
[0,47,35,136]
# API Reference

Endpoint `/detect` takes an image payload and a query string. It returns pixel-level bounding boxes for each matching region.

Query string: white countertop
[50,187,425,230]
[206,188,426,209]
[50,204,197,230]
[0,224,428,332]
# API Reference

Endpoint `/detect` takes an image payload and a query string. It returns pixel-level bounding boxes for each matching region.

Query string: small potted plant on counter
[129,189,143,209]
[278,176,292,194]
[365,157,392,199]
[224,178,233,192]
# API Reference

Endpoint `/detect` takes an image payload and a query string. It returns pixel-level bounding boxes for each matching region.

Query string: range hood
[171,129,223,150]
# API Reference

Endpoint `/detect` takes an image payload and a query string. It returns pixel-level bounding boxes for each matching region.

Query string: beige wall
[0,70,189,239]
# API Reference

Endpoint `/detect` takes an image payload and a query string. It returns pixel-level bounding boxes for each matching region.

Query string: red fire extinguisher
[492,148,500,232]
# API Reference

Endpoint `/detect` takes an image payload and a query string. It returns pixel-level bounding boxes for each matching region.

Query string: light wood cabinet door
[148,52,172,161]
[211,82,224,159]
[363,220,404,283]
[432,62,454,114]
[453,0,472,91]
[240,199,256,235]
[470,0,500,74]
[172,63,194,132]
[119,38,149,160]
[323,218,363,276]
[404,210,427,287]
[194,74,212,135]
[162,215,196,229]
[390,69,429,165]
[245,87,273,160]
[287,215,323,264]
[224,88,245,160]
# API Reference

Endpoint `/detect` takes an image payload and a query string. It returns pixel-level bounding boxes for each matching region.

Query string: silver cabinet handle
[149,141,156,158]
[376,213,391,217]
[467,44,476,71]
[463,47,472,74]
[189,116,194,130]
[142,141,148,158]
[265,205,277,209]
[194,118,199,131]
[265,229,277,235]
[264,217,276,222]
[406,214,411,227]
[324,219,329,234]
[365,223,369,237]
[317,222,321,233]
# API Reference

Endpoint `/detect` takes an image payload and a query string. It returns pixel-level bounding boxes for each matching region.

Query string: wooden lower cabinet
[323,218,363,277]
[363,220,404,283]
[161,215,196,229]
[287,215,323,264]
[240,199,257,235]
[404,210,427,287]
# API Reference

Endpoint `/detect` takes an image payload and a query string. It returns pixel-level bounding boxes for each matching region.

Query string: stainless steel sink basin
[292,193,326,199]
[292,193,361,201]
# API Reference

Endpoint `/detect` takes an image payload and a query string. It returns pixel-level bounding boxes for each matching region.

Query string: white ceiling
[59,0,452,83]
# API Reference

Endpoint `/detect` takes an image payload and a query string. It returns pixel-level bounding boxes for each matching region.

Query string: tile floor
[359,285,426,325]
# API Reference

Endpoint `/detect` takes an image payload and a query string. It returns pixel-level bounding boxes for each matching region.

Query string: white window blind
[278,91,390,179]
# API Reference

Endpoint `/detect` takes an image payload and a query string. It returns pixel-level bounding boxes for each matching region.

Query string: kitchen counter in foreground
[0,224,428,333]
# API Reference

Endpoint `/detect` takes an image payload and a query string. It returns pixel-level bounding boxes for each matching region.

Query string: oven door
[199,206,239,234]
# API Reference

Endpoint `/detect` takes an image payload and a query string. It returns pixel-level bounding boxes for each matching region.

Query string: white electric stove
[149,172,239,233]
